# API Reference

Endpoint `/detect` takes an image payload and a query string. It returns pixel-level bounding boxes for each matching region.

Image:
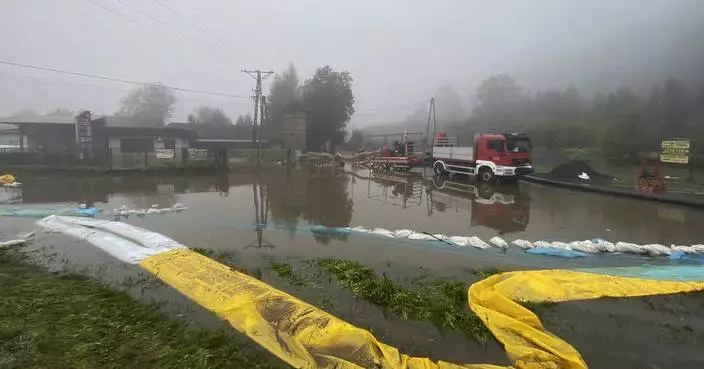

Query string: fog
[1,0,702,127]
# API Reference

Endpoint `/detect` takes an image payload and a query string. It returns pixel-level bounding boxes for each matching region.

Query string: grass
[0,246,285,369]
[263,258,495,343]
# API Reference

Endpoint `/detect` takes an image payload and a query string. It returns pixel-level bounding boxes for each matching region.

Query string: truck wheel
[433,161,446,175]
[478,167,495,182]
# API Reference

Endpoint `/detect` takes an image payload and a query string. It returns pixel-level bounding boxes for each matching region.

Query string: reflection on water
[427,176,530,235]
[5,167,704,249]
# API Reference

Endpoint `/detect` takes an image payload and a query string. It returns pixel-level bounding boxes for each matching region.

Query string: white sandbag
[689,245,704,253]
[448,236,470,247]
[511,239,534,249]
[393,229,414,238]
[36,216,158,264]
[370,228,396,238]
[590,240,616,253]
[568,241,600,253]
[640,244,672,256]
[489,236,508,248]
[533,241,552,249]
[550,241,572,250]
[407,232,436,240]
[53,216,186,252]
[468,236,491,249]
[614,241,647,254]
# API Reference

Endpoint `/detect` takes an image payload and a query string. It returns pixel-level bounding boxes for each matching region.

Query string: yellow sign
[660,139,690,164]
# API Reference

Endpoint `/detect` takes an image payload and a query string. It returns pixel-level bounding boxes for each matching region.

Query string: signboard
[75,111,92,160]
[188,148,208,160]
[660,139,690,164]
[156,148,175,159]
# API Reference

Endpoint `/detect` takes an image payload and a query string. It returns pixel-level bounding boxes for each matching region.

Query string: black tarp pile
[545,160,614,184]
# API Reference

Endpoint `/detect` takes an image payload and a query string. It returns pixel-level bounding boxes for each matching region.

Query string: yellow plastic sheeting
[140,249,501,369]
[139,248,704,369]
[469,269,704,369]
[0,174,15,185]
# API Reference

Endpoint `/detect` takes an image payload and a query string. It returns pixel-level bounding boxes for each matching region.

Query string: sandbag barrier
[311,225,704,258]
[111,203,188,218]
[32,216,704,369]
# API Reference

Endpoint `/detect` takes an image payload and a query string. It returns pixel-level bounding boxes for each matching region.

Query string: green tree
[235,114,253,127]
[266,63,300,140]
[192,106,232,125]
[660,77,691,137]
[471,74,529,131]
[348,129,365,150]
[119,84,176,126]
[599,88,650,162]
[434,86,465,125]
[301,66,355,151]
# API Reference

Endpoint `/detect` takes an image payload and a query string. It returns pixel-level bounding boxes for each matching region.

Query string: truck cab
[432,132,533,182]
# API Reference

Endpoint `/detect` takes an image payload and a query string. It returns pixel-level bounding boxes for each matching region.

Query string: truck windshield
[506,138,531,153]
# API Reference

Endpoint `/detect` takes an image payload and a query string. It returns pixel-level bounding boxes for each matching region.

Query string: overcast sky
[1,0,702,128]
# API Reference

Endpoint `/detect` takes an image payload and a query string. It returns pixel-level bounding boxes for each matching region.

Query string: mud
[2,168,704,368]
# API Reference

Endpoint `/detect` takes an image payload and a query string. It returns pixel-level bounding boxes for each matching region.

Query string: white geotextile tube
[52,216,186,252]
[344,226,704,256]
[35,216,185,264]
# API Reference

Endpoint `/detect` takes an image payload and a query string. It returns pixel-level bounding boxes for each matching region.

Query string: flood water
[3,167,704,274]
[2,168,704,367]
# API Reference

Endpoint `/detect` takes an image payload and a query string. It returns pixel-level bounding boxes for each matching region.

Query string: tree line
[114,64,355,152]
[457,74,704,163]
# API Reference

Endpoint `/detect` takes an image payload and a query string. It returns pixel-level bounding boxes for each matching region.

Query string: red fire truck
[431,132,533,182]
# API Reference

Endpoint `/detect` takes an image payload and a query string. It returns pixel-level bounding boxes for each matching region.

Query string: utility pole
[242,69,274,145]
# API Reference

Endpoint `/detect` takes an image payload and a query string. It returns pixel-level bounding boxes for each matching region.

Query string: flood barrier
[32,216,704,369]
[0,205,101,218]
[312,225,704,257]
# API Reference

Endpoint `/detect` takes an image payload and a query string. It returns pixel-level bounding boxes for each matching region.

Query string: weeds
[0,247,285,369]
[314,258,493,343]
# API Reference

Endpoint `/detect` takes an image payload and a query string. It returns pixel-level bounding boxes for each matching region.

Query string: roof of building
[0,113,76,125]
[166,122,256,141]
[93,116,170,128]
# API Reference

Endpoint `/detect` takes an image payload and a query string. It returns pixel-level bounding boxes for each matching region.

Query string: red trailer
[366,132,425,172]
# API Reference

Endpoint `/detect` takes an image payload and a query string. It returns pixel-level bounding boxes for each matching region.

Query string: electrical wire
[150,0,227,46]
[111,0,238,64]
[83,0,238,68]
[0,59,250,99]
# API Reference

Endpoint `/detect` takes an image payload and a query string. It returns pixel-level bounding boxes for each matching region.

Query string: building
[92,116,196,169]
[0,113,77,156]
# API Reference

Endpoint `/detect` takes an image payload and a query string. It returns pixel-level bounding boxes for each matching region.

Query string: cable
[0,59,250,99]
[83,0,236,67]
[150,0,226,46]
[111,0,237,63]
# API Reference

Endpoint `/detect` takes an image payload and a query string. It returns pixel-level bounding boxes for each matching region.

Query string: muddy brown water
[2,168,704,368]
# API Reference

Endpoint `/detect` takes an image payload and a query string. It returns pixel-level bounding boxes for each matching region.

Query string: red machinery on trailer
[366,132,425,172]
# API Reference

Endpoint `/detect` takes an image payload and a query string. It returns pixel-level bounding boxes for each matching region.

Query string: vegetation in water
[0,247,285,369]
[311,258,493,343]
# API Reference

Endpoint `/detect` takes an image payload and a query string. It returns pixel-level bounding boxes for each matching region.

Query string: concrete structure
[280,101,307,152]
[92,116,195,169]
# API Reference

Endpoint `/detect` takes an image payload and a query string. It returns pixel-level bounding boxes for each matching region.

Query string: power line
[83,0,236,68]
[0,59,250,99]
[111,0,237,64]
[150,0,226,46]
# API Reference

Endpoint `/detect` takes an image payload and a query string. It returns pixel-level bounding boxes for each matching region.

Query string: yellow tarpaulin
[140,249,704,369]
[0,174,16,185]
